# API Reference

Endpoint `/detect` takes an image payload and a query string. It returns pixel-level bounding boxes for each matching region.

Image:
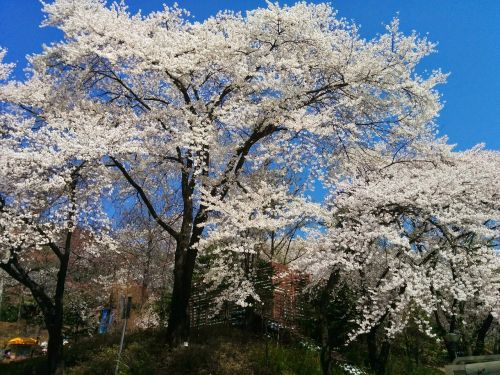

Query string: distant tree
[114,204,175,309]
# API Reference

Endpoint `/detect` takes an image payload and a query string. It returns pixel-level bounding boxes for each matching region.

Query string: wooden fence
[189,262,307,331]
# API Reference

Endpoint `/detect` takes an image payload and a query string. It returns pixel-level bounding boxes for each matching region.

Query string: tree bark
[46,315,64,375]
[319,313,332,375]
[446,315,458,362]
[473,313,493,355]
[1,260,68,375]
[165,242,198,345]
[367,325,391,375]
[318,270,340,375]
[43,202,72,374]
[434,308,459,363]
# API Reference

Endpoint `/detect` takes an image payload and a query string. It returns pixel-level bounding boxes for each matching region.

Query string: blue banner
[98,308,112,334]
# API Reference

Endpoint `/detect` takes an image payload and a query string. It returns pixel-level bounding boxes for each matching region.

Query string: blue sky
[0,0,498,150]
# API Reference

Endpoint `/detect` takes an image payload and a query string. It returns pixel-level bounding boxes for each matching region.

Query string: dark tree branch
[109,156,180,241]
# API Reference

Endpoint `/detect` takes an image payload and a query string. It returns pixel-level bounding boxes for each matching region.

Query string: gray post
[0,275,4,320]
[115,317,128,375]
[115,296,132,375]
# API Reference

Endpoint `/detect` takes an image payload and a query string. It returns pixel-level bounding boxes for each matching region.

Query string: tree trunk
[367,330,379,373]
[318,270,340,375]
[46,316,64,375]
[474,313,493,355]
[378,340,391,374]
[44,228,71,375]
[165,243,197,345]
[446,317,458,363]
[444,340,457,363]
[43,291,66,375]
[46,240,70,374]
[367,326,391,375]
[319,311,332,375]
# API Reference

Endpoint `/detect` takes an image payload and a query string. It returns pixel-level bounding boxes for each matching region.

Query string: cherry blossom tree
[299,143,500,374]
[1,1,445,345]
[0,51,114,373]
[0,151,113,373]
[197,178,322,310]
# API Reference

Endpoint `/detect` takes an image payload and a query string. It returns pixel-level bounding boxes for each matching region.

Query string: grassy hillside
[0,326,336,375]
[0,326,445,375]
[63,327,325,375]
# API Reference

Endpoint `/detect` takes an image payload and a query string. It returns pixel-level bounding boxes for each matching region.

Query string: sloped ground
[63,327,324,375]
[0,326,326,375]
[0,326,446,374]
